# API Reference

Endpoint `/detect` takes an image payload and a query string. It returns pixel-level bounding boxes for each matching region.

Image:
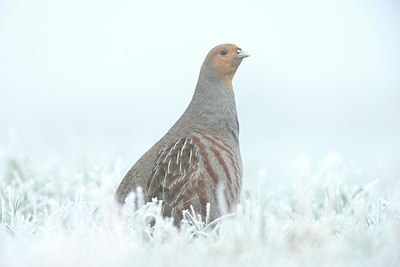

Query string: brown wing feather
[146,136,201,219]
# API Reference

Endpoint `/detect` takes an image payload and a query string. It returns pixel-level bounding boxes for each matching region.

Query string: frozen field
[0,151,398,267]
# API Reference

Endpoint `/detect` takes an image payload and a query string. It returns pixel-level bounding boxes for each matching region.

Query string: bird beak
[237,50,250,59]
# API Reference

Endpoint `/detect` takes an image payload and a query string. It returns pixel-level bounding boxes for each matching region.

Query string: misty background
[0,0,399,189]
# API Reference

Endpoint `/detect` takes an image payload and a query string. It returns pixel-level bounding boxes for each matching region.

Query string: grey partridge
[116,43,249,225]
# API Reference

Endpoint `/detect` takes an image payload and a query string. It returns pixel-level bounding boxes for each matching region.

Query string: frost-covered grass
[0,154,399,267]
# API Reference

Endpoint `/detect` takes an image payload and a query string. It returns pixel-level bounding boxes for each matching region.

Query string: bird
[116,43,249,226]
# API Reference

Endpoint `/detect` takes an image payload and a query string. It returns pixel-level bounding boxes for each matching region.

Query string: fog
[1,0,399,186]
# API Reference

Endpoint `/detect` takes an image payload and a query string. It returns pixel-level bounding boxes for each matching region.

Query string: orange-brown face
[201,43,249,87]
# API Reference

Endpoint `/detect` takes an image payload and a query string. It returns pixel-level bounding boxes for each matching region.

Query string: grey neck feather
[181,75,240,143]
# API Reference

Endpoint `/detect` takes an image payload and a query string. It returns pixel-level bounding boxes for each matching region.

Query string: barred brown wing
[146,132,242,224]
[146,136,201,217]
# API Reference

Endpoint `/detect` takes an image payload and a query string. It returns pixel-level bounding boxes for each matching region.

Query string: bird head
[200,43,250,88]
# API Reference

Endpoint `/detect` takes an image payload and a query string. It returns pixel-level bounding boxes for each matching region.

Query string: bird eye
[219,49,228,56]
[236,48,242,54]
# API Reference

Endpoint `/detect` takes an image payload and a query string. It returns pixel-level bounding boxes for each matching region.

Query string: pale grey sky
[1,0,399,184]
